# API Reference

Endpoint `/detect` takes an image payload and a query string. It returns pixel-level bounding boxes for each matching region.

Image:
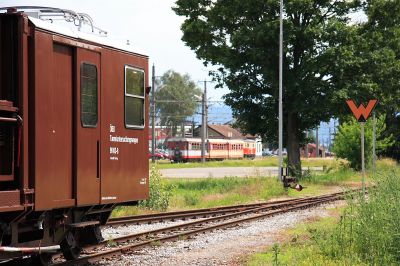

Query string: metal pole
[372,112,376,172]
[305,131,309,159]
[328,126,331,152]
[151,64,156,163]
[316,127,319,158]
[201,81,207,163]
[361,122,365,196]
[278,0,283,181]
[192,118,195,137]
[334,119,337,135]
[205,86,208,140]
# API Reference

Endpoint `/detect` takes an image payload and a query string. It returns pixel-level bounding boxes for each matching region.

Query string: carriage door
[75,49,101,205]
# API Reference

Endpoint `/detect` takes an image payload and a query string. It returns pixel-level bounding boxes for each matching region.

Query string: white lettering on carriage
[109,124,116,133]
[102,196,117,200]
[109,135,138,144]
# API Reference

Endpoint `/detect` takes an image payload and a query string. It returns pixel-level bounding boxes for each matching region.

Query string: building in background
[300,143,330,158]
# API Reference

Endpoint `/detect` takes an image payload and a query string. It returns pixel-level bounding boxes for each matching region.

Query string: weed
[183,193,200,206]
[312,162,400,264]
[178,235,187,241]
[247,160,399,266]
[150,240,162,247]
[272,243,280,266]
[107,239,117,247]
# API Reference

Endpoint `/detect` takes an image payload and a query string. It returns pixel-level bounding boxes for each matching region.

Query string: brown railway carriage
[0,9,148,262]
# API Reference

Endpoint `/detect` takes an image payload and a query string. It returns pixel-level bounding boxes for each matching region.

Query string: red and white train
[243,139,257,159]
[166,137,257,162]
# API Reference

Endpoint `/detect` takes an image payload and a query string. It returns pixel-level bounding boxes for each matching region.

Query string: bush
[332,116,394,170]
[139,167,174,211]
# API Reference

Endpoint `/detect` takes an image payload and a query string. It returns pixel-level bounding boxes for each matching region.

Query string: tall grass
[303,168,356,185]
[247,159,399,266]
[167,176,287,209]
[112,159,365,217]
[152,157,338,169]
[316,163,400,264]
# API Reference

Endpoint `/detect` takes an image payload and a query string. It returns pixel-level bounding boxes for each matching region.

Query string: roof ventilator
[0,6,108,36]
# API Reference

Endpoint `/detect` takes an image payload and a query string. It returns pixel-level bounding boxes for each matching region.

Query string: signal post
[346,99,378,196]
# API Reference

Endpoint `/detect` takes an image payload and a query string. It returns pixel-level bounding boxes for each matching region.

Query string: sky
[0,0,228,101]
[0,1,357,140]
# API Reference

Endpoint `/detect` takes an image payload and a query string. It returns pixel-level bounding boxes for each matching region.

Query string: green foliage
[334,1,400,160]
[107,239,117,248]
[139,167,175,211]
[306,168,355,185]
[173,176,246,192]
[155,70,201,136]
[183,193,200,206]
[248,216,362,266]
[272,243,281,266]
[248,161,399,266]
[318,165,400,265]
[169,176,288,209]
[152,157,337,169]
[332,116,394,170]
[173,0,362,171]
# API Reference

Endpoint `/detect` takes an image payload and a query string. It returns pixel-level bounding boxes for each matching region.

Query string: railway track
[106,195,332,226]
[52,191,352,265]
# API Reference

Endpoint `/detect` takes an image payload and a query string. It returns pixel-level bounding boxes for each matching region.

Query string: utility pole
[151,64,156,163]
[328,126,332,152]
[278,0,284,181]
[191,118,195,137]
[201,81,208,163]
[315,127,319,158]
[305,131,309,159]
[334,119,337,135]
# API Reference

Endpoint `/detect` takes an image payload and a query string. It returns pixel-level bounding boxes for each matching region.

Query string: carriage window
[81,63,98,127]
[125,66,145,128]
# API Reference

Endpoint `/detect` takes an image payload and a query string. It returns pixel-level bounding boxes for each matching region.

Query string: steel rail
[101,196,338,245]
[106,195,338,226]
[53,192,350,265]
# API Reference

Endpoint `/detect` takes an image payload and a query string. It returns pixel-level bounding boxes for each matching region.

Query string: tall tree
[357,0,400,160]
[174,0,361,174]
[155,70,201,137]
[332,0,400,160]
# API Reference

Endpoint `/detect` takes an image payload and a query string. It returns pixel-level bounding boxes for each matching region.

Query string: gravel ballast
[96,202,344,266]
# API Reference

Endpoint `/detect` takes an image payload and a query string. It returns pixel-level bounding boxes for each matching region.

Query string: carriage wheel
[61,230,81,260]
[31,253,53,266]
[81,225,104,245]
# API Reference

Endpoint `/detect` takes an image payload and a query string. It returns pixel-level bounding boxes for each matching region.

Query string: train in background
[166,137,261,162]
[0,7,149,264]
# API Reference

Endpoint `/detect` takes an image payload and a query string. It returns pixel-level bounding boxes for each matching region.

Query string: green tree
[328,1,400,160]
[340,1,400,160]
[332,116,394,170]
[155,70,202,136]
[173,0,361,175]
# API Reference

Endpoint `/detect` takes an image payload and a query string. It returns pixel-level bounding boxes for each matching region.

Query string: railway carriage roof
[28,16,148,57]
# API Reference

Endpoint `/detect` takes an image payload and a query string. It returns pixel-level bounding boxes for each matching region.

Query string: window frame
[124,65,145,129]
[80,62,98,128]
